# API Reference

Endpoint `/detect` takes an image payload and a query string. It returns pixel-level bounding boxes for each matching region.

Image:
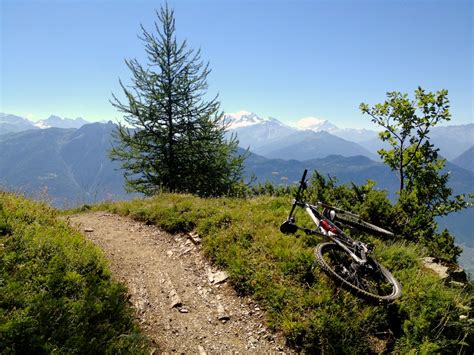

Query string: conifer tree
[110,5,245,196]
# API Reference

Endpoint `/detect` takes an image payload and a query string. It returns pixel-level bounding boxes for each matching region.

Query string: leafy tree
[360,87,450,193]
[360,87,471,260]
[110,5,246,197]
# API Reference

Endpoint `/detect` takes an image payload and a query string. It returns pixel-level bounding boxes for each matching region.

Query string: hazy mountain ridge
[225,112,377,160]
[35,115,90,129]
[255,130,377,160]
[0,113,38,134]
[0,122,127,206]
[452,146,474,172]
[430,124,474,160]
[0,113,91,134]
[224,111,473,162]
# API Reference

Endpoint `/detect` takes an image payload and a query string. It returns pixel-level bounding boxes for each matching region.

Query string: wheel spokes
[325,248,393,297]
[358,264,392,296]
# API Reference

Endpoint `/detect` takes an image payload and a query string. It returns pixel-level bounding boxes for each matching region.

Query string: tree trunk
[399,142,404,193]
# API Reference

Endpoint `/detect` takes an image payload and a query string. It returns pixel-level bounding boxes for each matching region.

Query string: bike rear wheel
[315,242,401,301]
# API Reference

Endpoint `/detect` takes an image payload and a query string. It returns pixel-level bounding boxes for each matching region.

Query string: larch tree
[110,4,246,197]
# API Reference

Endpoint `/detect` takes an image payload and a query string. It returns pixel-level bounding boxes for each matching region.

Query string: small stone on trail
[211,271,229,285]
[179,308,189,313]
[207,270,215,283]
[180,247,193,256]
[187,232,202,245]
[84,227,94,232]
[217,303,230,322]
[169,289,182,308]
[135,298,148,313]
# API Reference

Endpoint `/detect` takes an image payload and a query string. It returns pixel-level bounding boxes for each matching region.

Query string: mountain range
[3,112,473,165]
[0,113,90,134]
[223,111,474,163]
[0,121,129,207]
[453,146,474,172]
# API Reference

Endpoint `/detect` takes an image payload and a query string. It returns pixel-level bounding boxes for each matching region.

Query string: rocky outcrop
[422,257,468,285]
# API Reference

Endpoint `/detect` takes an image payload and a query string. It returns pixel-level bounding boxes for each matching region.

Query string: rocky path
[67,212,290,354]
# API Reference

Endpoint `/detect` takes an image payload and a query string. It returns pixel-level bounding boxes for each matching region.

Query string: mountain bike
[280,169,401,301]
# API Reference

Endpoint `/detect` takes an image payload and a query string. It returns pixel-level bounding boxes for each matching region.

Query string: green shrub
[0,192,148,354]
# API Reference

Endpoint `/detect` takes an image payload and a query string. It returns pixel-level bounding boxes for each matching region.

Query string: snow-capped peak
[34,115,89,129]
[224,111,269,129]
[295,117,338,132]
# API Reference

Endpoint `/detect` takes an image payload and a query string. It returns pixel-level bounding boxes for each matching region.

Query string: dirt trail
[68,212,290,354]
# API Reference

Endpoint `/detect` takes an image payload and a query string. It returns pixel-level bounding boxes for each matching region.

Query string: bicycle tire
[315,242,401,301]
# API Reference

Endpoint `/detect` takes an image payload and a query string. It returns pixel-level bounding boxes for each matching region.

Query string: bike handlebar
[296,169,308,200]
[287,169,308,219]
[301,169,308,184]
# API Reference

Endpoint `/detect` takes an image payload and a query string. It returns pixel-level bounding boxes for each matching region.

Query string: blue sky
[1,0,472,128]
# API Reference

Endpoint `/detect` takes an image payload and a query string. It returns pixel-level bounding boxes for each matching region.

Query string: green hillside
[85,193,473,353]
[0,192,147,353]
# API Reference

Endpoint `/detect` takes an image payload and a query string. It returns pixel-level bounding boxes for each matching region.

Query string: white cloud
[295,116,327,129]
[226,110,254,120]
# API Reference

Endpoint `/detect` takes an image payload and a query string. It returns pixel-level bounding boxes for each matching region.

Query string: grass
[0,191,149,354]
[77,193,473,354]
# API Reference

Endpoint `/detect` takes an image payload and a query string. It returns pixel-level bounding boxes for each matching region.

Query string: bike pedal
[280,220,297,234]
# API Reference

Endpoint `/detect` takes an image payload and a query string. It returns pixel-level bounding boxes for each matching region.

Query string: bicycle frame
[282,169,369,265]
[299,201,368,265]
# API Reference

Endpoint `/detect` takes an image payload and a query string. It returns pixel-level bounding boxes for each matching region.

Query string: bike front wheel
[315,242,401,301]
